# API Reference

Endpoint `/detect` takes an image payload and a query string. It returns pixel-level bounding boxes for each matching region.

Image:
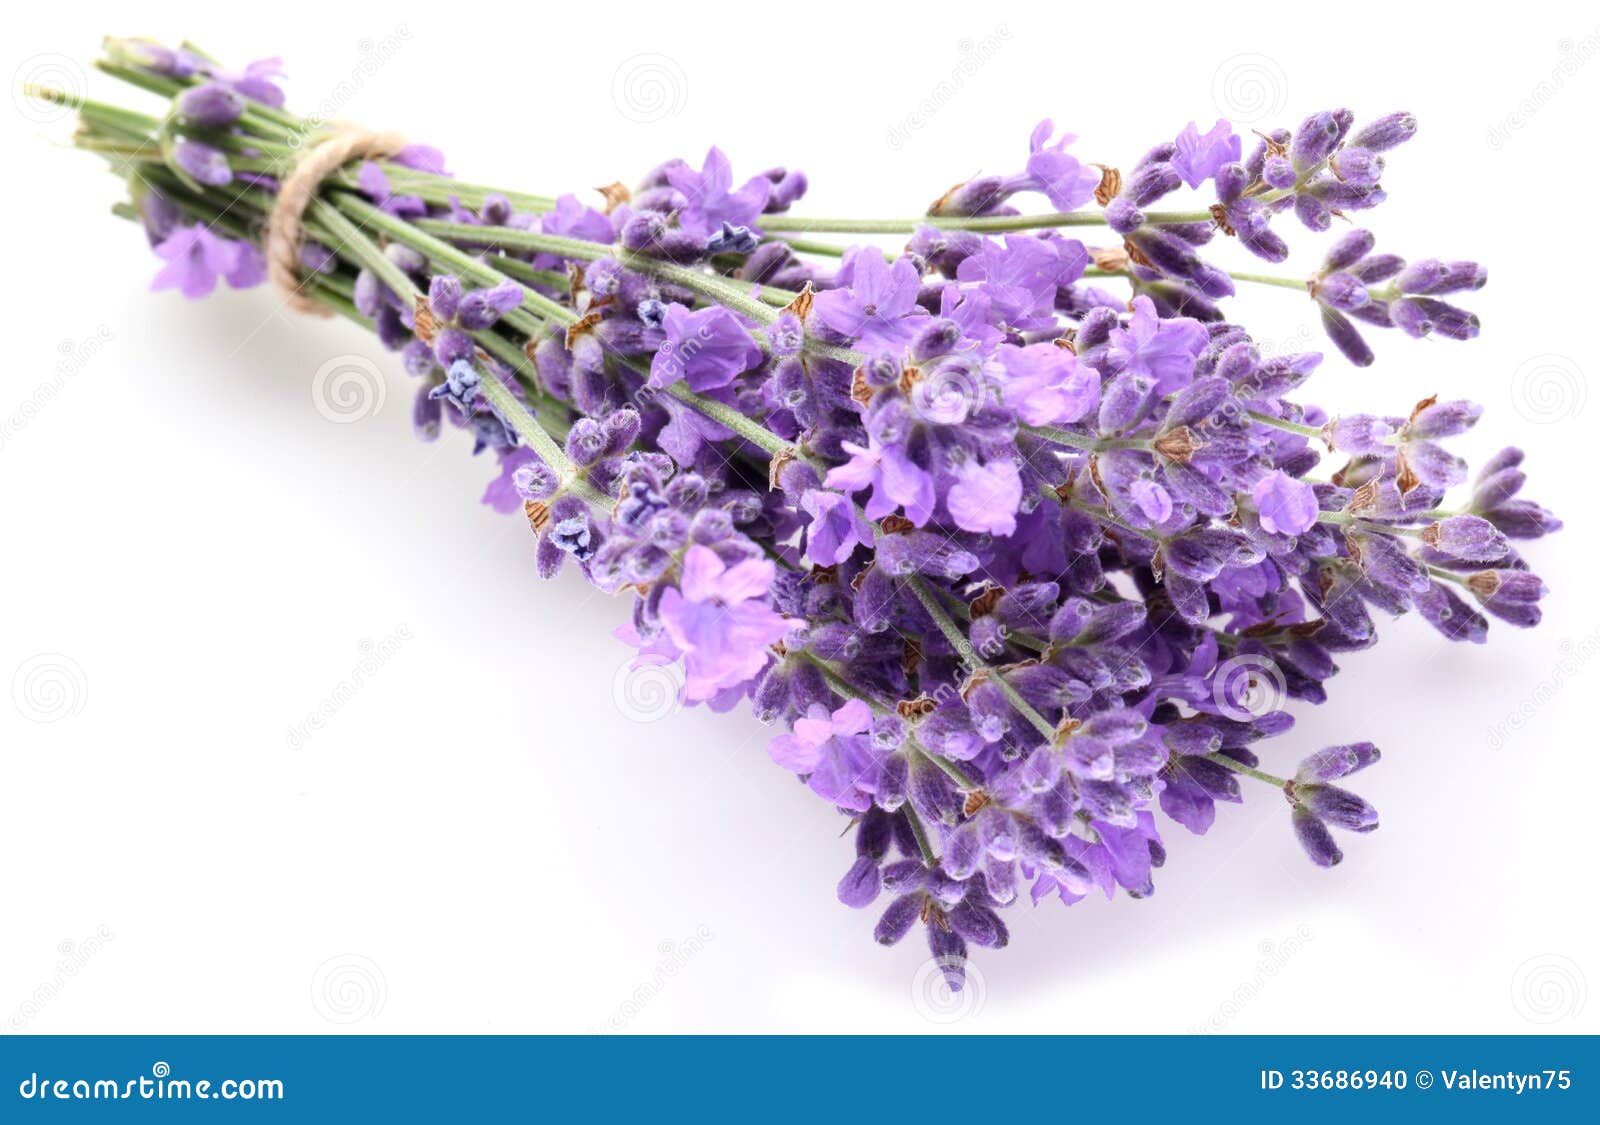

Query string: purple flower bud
[1324,229,1376,272]
[1296,783,1379,832]
[1326,414,1393,453]
[1105,197,1144,235]
[873,893,922,945]
[910,318,962,362]
[1296,742,1381,783]
[1414,580,1489,644]
[1292,806,1343,867]
[927,926,969,991]
[512,460,559,500]
[1328,147,1384,186]
[1214,162,1249,203]
[1404,406,1477,449]
[937,175,1009,217]
[411,384,441,442]
[909,757,962,827]
[428,275,462,321]
[1320,307,1374,367]
[1466,569,1548,626]
[457,281,525,330]
[1262,155,1297,190]
[1394,296,1479,341]
[1315,272,1370,311]
[1122,163,1183,206]
[1349,253,1406,283]
[1396,259,1450,294]
[1294,193,1332,231]
[176,82,245,128]
[1357,532,1430,595]
[564,418,608,466]
[1350,112,1418,152]
[173,140,232,187]
[955,897,1011,948]
[837,855,881,908]
[1291,111,1344,170]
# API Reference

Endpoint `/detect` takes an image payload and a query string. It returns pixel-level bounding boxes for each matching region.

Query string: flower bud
[176,82,245,128]
[1350,111,1417,152]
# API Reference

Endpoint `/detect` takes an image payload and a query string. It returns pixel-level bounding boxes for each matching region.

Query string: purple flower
[947,458,1023,536]
[768,699,880,811]
[811,248,926,351]
[1009,120,1101,211]
[955,235,1086,326]
[1130,478,1174,523]
[825,439,936,527]
[657,546,790,701]
[992,342,1099,425]
[482,447,542,514]
[356,162,427,219]
[666,147,771,239]
[1252,470,1319,535]
[540,194,615,244]
[649,304,763,392]
[392,144,449,175]
[150,224,265,299]
[208,57,287,108]
[1107,296,1207,392]
[1171,120,1242,189]
[802,489,873,566]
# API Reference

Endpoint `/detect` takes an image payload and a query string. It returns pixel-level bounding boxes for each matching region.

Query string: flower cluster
[55,41,1559,990]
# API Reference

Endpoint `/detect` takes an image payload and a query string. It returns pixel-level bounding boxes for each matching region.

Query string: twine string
[265,127,406,315]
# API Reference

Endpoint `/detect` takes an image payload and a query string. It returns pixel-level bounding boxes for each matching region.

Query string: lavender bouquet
[36,38,1560,989]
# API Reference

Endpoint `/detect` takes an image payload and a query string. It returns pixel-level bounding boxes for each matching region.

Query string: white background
[2,0,1595,1033]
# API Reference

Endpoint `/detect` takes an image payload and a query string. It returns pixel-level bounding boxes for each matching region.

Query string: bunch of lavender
[37,39,1560,989]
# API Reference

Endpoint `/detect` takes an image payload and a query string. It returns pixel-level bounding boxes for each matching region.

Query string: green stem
[904,575,1056,740]
[1230,270,1311,292]
[1247,409,1324,439]
[1203,752,1289,789]
[758,207,1217,235]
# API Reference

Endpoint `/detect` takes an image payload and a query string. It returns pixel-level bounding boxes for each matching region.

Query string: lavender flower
[56,41,1562,986]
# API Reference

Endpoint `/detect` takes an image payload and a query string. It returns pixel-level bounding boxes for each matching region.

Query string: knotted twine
[265,127,406,316]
